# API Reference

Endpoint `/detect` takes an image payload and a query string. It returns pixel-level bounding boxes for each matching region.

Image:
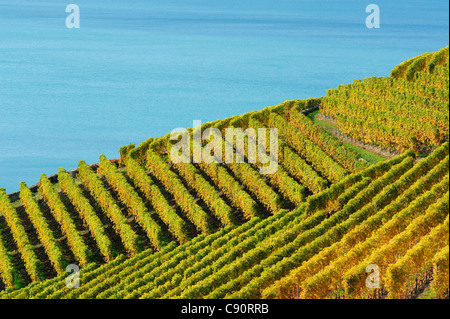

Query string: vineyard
[0,47,448,299]
[322,46,449,153]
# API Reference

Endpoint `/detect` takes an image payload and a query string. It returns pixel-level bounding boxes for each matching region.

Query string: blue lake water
[0,0,448,193]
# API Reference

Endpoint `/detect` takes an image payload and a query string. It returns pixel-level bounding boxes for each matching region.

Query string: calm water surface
[0,0,448,192]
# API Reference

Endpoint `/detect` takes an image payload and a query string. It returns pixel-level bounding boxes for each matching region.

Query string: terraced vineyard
[0,99,370,291]
[1,142,447,299]
[0,47,448,299]
[322,46,449,153]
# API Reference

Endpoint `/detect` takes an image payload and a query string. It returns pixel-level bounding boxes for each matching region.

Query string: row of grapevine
[19,183,66,275]
[163,172,379,299]
[300,178,449,299]
[415,71,449,91]
[303,148,414,214]
[324,93,445,147]
[0,262,98,299]
[377,80,448,110]
[377,82,448,113]
[323,97,418,151]
[245,98,321,128]
[427,46,449,73]
[57,168,114,262]
[11,206,281,298]
[405,52,433,82]
[38,256,126,299]
[390,52,430,79]
[343,84,448,133]
[346,176,449,296]
[390,47,448,99]
[262,150,449,298]
[336,113,417,151]
[357,192,449,297]
[1,211,273,299]
[0,189,43,282]
[196,160,260,220]
[76,249,159,299]
[179,212,324,298]
[159,210,305,299]
[385,215,449,298]
[118,228,246,299]
[281,145,328,194]
[347,90,445,141]
[192,98,369,211]
[77,160,140,256]
[161,207,319,298]
[393,77,449,102]
[222,156,415,299]
[341,180,450,297]
[0,217,16,289]
[228,162,282,213]
[147,219,279,299]
[336,175,449,297]
[167,201,348,298]
[431,245,449,299]
[203,125,283,213]
[265,169,306,207]
[98,155,168,250]
[146,149,211,234]
[31,255,129,299]
[176,127,271,217]
[202,178,374,299]
[125,157,189,244]
[321,49,448,153]
[362,75,449,111]
[2,142,448,299]
[286,109,369,173]
[270,113,348,183]
[168,150,235,227]
[100,229,235,299]
[242,118,306,206]
[39,174,90,266]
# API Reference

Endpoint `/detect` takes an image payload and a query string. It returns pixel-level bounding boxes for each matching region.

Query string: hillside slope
[1,142,448,299]
[0,47,448,298]
[322,46,449,153]
[0,100,373,290]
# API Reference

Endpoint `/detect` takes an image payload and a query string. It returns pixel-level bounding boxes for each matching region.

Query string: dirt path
[414,283,435,299]
[314,113,402,159]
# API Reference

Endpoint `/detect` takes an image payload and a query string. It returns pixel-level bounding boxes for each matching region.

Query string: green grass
[418,286,438,299]
[308,110,387,165]
[307,110,337,131]
[308,110,341,134]
[306,109,320,119]
[343,142,387,165]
